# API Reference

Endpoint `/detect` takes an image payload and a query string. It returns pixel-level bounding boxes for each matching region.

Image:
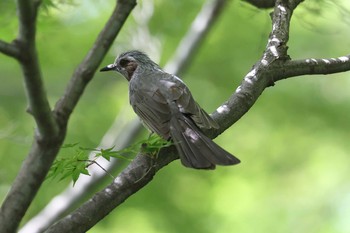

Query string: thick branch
[211,0,300,136]
[0,40,20,58]
[17,0,37,43]
[0,139,64,233]
[275,55,350,81]
[16,0,58,138]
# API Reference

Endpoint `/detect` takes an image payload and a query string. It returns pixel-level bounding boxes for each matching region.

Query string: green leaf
[99,146,116,161]
[72,169,81,186]
[76,151,88,161]
[80,167,90,176]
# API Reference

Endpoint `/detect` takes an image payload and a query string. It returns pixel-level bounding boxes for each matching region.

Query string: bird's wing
[159,74,219,130]
[130,87,171,139]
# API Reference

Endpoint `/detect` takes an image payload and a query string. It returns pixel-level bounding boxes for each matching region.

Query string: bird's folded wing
[130,89,171,138]
[159,74,219,130]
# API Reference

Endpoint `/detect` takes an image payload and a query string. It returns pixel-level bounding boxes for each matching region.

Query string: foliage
[46,134,172,185]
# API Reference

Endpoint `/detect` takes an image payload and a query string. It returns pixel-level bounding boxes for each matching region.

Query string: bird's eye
[119,58,129,68]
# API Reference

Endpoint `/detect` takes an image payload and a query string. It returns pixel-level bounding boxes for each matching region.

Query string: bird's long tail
[169,114,240,169]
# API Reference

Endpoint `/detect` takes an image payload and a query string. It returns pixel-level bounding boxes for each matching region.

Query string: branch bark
[210,0,348,136]
[0,40,20,58]
[211,0,303,135]
[274,55,350,81]
[16,0,58,138]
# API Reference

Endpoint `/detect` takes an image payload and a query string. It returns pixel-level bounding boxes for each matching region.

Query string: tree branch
[1,0,55,138]
[0,40,20,58]
[16,0,59,138]
[211,0,300,136]
[274,55,350,81]
[17,0,39,43]
[0,139,64,233]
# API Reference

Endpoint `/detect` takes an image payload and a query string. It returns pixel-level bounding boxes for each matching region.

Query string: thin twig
[82,160,116,179]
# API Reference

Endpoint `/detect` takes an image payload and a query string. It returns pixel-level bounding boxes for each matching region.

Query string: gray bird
[100,50,240,169]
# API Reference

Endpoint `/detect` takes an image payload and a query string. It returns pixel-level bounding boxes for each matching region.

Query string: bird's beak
[100,64,117,72]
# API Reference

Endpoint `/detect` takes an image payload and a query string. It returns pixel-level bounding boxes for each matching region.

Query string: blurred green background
[1,0,350,232]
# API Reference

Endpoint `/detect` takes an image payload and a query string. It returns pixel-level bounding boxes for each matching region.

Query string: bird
[100,50,240,169]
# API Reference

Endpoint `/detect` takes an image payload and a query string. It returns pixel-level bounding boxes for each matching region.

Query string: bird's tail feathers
[169,115,240,169]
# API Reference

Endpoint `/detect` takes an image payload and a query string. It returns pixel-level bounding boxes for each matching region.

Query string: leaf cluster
[46,134,172,185]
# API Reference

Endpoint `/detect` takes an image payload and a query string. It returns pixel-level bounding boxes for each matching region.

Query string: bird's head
[100,50,160,81]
